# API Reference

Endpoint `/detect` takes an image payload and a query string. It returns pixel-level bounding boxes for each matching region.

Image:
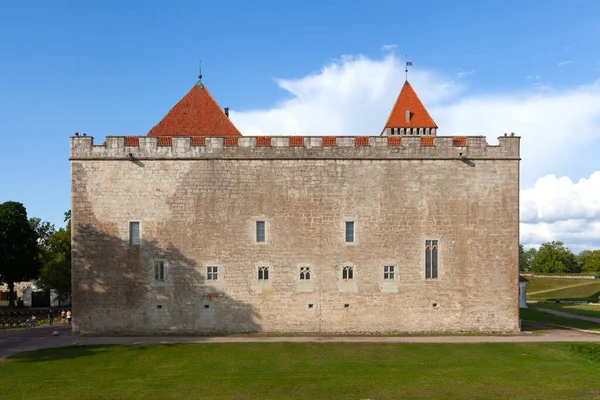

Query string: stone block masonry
[70,135,520,335]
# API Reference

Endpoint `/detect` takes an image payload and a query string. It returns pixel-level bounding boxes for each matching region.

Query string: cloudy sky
[1,1,599,252]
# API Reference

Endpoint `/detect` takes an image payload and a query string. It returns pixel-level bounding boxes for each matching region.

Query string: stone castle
[70,75,520,335]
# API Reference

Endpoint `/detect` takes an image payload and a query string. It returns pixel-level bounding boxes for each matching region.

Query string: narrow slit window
[384,265,395,280]
[299,266,311,280]
[256,221,265,242]
[258,266,269,280]
[345,221,355,243]
[342,266,354,280]
[129,222,140,245]
[207,266,218,280]
[154,261,165,281]
[425,240,439,279]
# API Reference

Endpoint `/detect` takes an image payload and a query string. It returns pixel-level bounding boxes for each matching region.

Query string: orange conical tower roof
[383,81,437,132]
[148,80,241,137]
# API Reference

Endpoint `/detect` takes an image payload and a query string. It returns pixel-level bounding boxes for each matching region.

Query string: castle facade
[70,78,520,334]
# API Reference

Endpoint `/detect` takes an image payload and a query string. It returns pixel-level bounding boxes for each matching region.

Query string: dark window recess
[154,261,165,281]
[425,240,439,279]
[256,221,266,242]
[258,266,269,280]
[156,304,162,309]
[342,266,354,280]
[344,304,350,308]
[345,221,354,243]
[308,304,314,309]
[204,304,210,309]
[130,222,141,245]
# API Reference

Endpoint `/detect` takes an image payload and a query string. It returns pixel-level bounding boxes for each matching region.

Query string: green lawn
[520,307,600,331]
[1,343,600,399]
[525,277,595,294]
[527,281,600,301]
[534,303,600,320]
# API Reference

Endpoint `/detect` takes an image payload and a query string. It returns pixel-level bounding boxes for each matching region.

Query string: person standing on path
[66,310,72,326]
[61,310,66,324]
[48,309,54,326]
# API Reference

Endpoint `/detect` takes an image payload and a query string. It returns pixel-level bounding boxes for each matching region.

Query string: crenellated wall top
[70,135,520,161]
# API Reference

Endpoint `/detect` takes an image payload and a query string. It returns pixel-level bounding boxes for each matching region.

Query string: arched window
[258,266,269,280]
[342,265,354,280]
[299,266,311,280]
[425,240,439,279]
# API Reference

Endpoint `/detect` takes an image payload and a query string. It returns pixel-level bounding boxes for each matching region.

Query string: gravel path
[2,322,600,360]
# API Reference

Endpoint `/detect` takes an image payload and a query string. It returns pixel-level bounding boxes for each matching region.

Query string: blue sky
[1,1,599,250]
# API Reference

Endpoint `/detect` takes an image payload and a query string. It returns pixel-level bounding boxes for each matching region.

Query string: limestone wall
[70,135,520,334]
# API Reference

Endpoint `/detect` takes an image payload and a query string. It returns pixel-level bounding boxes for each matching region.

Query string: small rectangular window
[345,221,354,243]
[384,265,395,280]
[299,266,311,280]
[342,265,354,280]
[130,222,140,245]
[207,266,218,280]
[258,266,269,280]
[425,240,439,279]
[154,261,165,281]
[256,221,265,242]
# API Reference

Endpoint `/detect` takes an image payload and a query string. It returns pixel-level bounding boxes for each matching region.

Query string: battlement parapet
[70,135,520,160]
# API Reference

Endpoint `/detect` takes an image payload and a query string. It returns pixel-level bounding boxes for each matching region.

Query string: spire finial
[196,60,204,89]
[405,55,413,81]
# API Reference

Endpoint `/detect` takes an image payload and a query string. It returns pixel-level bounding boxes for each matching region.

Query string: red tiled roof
[148,83,241,137]
[384,81,438,129]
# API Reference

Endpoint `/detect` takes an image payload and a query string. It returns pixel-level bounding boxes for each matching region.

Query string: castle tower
[148,78,241,137]
[381,81,437,136]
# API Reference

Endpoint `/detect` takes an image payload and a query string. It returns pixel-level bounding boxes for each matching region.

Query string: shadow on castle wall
[72,224,261,336]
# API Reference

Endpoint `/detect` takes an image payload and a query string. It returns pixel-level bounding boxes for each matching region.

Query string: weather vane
[196,60,204,89]
[405,55,412,81]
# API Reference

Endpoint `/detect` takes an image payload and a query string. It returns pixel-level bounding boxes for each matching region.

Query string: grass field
[1,343,600,399]
[534,303,600,320]
[520,307,600,331]
[527,280,600,301]
[525,277,595,294]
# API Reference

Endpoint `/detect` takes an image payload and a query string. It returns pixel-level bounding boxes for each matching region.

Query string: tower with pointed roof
[381,81,438,137]
[148,75,241,137]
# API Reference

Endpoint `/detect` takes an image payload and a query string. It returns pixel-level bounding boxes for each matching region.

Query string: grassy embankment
[2,343,600,399]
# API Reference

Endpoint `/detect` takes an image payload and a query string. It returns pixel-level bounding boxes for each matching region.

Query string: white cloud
[229,53,600,250]
[381,44,397,52]
[557,60,573,67]
[520,172,600,251]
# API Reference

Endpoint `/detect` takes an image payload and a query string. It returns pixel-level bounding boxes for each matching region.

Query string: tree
[0,202,41,306]
[519,244,537,272]
[37,211,71,305]
[578,250,600,273]
[530,241,580,273]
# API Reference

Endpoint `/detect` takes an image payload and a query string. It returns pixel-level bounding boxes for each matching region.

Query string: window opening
[425,240,439,279]
[345,221,354,243]
[342,265,354,280]
[258,266,269,280]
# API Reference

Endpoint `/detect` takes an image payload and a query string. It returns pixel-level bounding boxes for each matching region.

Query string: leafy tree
[519,244,537,272]
[29,217,55,249]
[0,202,41,306]
[37,211,71,305]
[578,250,600,273]
[530,241,580,273]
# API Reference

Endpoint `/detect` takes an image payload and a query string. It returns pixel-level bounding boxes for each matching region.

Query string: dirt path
[528,280,599,295]
[2,323,600,360]
[534,306,600,324]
